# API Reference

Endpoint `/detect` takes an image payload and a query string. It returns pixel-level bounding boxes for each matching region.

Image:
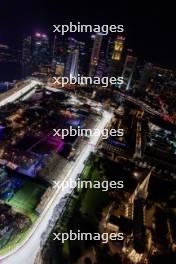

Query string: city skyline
[0,1,175,68]
[0,2,176,264]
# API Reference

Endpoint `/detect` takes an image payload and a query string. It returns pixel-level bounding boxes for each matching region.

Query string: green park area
[0,180,45,255]
[43,155,110,262]
[6,181,45,222]
[0,228,31,255]
[80,163,108,221]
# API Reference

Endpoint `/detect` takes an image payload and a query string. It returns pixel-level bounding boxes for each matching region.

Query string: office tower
[139,62,153,90]
[70,49,79,78]
[67,37,87,75]
[52,35,67,71]
[95,51,106,77]
[64,48,79,78]
[108,36,125,77]
[64,37,88,78]
[89,34,103,77]
[121,55,137,90]
[106,38,114,64]
[78,41,87,76]
[22,36,32,65]
[95,59,106,77]
[32,33,50,66]
[65,38,77,74]
[51,35,67,73]
[51,35,57,69]
[112,36,124,61]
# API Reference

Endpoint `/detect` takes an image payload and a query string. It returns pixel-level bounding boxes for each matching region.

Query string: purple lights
[35,33,47,38]
[13,133,65,177]
[67,119,81,126]
[45,135,64,153]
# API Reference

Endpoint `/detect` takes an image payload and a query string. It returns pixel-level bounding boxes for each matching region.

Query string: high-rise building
[121,55,137,90]
[32,33,50,66]
[95,58,106,77]
[52,35,66,64]
[112,36,124,61]
[64,37,88,78]
[66,37,75,50]
[139,62,153,90]
[107,36,125,77]
[89,34,103,77]
[94,51,106,77]
[70,49,79,78]
[106,38,114,64]
[22,36,32,65]
[78,41,87,76]
[64,48,79,78]
[51,35,67,72]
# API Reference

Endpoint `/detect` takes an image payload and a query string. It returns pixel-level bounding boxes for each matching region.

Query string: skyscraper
[78,41,87,76]
[121,55,137,90]
[32,33,50,66]
[22,36,32,65]
[107,36,125,77]
[64,37,88,78]
[64,48,79,78]
[89,34,103,77]
[106,37,114,64]
[139,62,153,91]
[69,48,79,78]
[112,36,124,61]
[52,35,66,63]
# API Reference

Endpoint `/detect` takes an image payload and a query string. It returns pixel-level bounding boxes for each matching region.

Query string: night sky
[0,0,175,68]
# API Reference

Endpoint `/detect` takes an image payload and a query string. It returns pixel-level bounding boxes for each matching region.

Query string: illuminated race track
[0,106,112,264]
[0,80,42,107]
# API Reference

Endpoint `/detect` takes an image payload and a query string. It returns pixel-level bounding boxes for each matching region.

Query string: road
[117,92,168,118]
[0,110,112,264]
[0,80,42,107]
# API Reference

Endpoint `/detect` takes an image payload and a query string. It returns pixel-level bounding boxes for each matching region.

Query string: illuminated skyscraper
[32,33,50,66]
[106,38,114,64]
[95,51,106,77]
[89,34,103,77]
[64,48,79,78]
[64,37,87,78]
[52,35,66,64]
[108,36,125,77]
[112,36,124,61]
[22,36,32,65]
[139,62,153,90]
[121,55,137,90]
[95,58,106,77]
[70,49,79,78]
[78,41,87,75]
[67,37,78,50]
[67,38,87,75]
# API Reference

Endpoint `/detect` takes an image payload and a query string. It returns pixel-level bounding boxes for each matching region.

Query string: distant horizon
[0,1,175,68]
